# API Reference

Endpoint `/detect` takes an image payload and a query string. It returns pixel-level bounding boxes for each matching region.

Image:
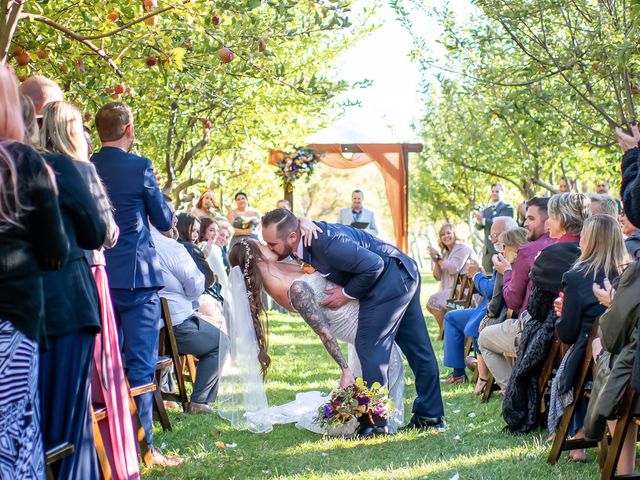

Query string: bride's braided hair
[228,239,271,376]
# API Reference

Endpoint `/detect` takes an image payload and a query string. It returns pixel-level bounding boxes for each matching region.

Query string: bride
[217,238,405,435]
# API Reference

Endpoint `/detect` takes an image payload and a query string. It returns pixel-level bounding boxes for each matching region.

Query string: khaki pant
[478,317,521,389]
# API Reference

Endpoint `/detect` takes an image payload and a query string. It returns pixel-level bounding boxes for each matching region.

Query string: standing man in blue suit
[91,103,181,466]
[261,209,444,437]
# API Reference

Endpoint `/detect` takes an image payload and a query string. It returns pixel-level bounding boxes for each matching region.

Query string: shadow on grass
[143,308,600,479]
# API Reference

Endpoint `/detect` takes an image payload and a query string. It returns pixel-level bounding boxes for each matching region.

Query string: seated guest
[176,213,216,289]
[479,197,555,390]
[616,125,640,229]
[0,66,68,478]
[176,213,223,320]
[216,220,232,273]
[474,227,527,395]
[199,216,229,295]
[619,208,640,258]
[426,224,477,335]
[585,259,639,476]
[150,227,224,413]
[39,101,108,479]
[475,183,514,272]
[548,215,627,461]
[442,217,517,383]
[191,189,217,218]
[502,192,591,434]
[590,193,619,217]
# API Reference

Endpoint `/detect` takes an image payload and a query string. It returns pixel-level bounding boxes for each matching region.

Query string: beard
[275,241,295,261]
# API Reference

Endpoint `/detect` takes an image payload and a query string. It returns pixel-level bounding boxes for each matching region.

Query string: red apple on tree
[218,47,234,64]
[107,10,120,22]
[84,113,93,123]
[144,15,158,26]
[15,51,30,66]
[202,118,213,129]
[36,49,48,60]
[143,0,157,11]
[258,39,267,52]
[211,15,222,25]
[114,83,126,95]
[146,56,158,66]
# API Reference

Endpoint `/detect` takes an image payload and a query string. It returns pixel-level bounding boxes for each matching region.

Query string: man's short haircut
[590,194,619,217]
[491,182,504,192]
[352,189,363,196]
[262,208,300,239]
[526,196,550,216]
[95,102,132,141]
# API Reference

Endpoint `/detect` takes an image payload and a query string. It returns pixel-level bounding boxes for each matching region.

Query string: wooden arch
[269,143,422,252]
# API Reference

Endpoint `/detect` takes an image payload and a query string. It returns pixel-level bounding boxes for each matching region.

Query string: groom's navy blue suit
[302,222,444,419]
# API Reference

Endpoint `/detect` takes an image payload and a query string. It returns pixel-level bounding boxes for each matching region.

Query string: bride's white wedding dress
[217,267,405,435]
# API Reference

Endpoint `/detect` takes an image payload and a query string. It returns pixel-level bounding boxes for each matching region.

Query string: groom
[261,209,445,436]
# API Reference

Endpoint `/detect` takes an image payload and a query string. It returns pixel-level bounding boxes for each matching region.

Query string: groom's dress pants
[355,257,444,419]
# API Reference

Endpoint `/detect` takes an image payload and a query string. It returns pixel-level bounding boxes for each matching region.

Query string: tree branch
[18,12,122,75]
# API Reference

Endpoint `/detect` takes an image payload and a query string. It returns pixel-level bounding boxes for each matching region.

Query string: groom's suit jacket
[302,222,416,300]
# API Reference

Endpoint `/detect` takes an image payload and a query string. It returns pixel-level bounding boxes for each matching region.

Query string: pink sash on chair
[91,265,140,479]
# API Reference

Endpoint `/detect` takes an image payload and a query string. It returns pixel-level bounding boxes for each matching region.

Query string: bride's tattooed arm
[289,280,348,370]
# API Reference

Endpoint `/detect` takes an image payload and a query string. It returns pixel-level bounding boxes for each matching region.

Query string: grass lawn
[143,276,600,479]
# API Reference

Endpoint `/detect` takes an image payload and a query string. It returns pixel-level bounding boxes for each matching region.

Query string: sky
[308,0,472,144]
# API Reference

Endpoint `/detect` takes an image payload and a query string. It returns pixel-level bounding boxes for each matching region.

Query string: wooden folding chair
[444,273,466,312]
[481,351,516,402]
[600,383,640,479]
[536,332,562,424]
[159,297,191,412]
[548,320,601,464]
[91,405,113,480]
[125,355,173,466]
[46,442,74,480]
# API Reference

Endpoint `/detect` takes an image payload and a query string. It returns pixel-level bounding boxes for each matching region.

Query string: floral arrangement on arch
[275,146,319,192]
[314,377,394,432]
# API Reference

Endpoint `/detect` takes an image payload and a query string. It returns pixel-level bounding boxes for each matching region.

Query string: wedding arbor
[269,143,423,252]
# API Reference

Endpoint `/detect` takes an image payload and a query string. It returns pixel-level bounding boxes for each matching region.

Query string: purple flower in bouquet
[357,395,370,406]
[324,404,333,417]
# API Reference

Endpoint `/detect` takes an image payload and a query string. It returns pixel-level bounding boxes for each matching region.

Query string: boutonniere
[301,262,316,274]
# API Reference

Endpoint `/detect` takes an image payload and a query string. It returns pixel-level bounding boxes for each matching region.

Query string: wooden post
[285,187,293,211]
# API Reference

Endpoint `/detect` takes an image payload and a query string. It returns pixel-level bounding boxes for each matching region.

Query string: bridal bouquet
[315,378,394,431]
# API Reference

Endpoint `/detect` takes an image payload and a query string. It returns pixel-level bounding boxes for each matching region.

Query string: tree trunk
[0,0,25,63]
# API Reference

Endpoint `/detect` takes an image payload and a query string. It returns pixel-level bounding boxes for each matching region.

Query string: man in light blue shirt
[337,189,379,236]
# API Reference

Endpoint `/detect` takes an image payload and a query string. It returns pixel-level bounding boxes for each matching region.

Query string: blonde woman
[40,101,139,478]
[549,214,628,461]
[426,224,476,335]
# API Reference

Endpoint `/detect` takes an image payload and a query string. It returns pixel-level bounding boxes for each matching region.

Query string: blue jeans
[443,303,487,370]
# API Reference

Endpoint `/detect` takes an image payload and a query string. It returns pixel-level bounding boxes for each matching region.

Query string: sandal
[474,377,488,395]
